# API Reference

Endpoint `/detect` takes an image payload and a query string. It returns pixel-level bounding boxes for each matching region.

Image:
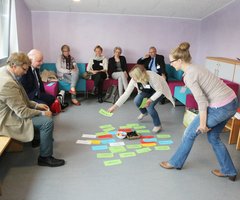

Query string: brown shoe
[211,169,237,181]
[160,161,174,169]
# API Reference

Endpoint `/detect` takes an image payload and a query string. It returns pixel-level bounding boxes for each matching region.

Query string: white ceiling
[24,0,235,20]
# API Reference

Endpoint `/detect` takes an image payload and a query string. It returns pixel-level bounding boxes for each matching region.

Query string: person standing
[108,47,128,96]
[0,52,65,167]
[160,42,238,181]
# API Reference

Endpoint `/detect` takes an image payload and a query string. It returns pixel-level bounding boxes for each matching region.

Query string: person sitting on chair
[19,49,55,108]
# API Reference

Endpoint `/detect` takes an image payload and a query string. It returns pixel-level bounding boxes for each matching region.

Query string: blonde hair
[7,52,31,67]
[129,64,149,84]
[171,42,192,63]
[114,46,122,54]
[61,44,70,52]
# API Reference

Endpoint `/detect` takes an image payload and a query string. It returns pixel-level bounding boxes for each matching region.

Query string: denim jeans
[134,92,162,126]
[169,98,238,176]
[32,115,54,157]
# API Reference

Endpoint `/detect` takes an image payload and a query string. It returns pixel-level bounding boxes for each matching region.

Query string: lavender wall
[197,0,240,64]
[15,0,33,52]
[31,12,200,63]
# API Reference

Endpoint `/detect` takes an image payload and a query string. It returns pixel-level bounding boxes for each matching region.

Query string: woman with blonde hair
[108,64,174,133]
[160,42,238,181]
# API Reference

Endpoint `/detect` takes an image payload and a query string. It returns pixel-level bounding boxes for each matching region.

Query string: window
[0,0,11,66]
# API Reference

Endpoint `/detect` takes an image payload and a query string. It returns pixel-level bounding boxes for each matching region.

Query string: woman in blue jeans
[108,64,175,133]
[160,42,238,181]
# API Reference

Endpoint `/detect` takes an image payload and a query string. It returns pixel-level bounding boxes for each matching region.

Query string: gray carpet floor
[0,96,240,200]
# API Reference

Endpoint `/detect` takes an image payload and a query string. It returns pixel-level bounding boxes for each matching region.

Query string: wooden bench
[225,117,240,150]
[0,136,23,195]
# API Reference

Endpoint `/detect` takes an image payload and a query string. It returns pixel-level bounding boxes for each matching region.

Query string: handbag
[50,99,62,114]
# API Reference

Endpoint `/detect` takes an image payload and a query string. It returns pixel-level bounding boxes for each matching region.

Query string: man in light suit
[19,49,55,107]
[0,52,65,167]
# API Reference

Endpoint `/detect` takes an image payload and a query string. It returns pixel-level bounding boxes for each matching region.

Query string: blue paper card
[143,138,157,143]
[101,139,116,144]
[108,131,117,135]
[91,145,108,151]
[47,82,55,86]
[158,140,173,145]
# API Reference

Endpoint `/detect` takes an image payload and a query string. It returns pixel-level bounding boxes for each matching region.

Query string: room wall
[197,0,240,64]
[15,0,33,52]
[31,12,200,63]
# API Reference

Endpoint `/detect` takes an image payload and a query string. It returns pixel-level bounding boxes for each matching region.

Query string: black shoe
[31,139,40,148]
[38,156,65,167]
[98,97,103,103]
[61,102,69,110]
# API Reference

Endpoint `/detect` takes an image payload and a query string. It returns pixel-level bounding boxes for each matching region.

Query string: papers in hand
[99,108,113,117]
[139,98,148,108]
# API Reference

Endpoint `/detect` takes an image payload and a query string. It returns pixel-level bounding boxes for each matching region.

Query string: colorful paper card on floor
[119,152,136,158]
[97,153,114,158]
[134,126,146,130]
[118,128,132,132]
[137,129,150,133]
[140,135,154,139]
[154,146,170,150]
[82,134,97,139]
[141,142,157,147]
[126,144,142,149]
[126,123,140,128]
[158,140,173,145]
[91,145,108,151]
[76,140,91,144]
[136,147,152,154]
[99,124,114,129]
[101,139,116,144]
[91,140,101,145]
[157,134,171,139]
[97,134,113,139]
[104,159,122,166]
[99,109,113,117]
[102,127,116,132]
[108,131,117,135]
[95,132,108,136]
[139,98,148,108]
[109,146,127,153]
[109,142,125,146]
[119,126,132,129]
[142,138,157,142]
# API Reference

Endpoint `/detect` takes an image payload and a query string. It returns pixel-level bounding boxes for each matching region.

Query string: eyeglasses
[20,66,29,72]
[170,59,178,64]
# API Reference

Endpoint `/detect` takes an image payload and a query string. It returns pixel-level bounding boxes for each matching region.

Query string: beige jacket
[115,71,175,107]
[0,66,41,142]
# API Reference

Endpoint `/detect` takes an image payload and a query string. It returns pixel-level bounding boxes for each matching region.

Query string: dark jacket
[20,67,45,100]
[137,54,167,79]
[108,56,127,78]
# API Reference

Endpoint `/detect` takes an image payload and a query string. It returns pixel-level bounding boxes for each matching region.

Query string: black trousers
[33,92,55,107]
[91,72,107,97]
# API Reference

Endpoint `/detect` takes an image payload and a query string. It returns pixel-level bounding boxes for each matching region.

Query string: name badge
[157,65,160,69]
[144,84,151,89]
[100,63,103,66]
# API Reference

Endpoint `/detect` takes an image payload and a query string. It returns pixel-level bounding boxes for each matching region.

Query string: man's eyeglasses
[170,59,178,64]
[20,66,29,72]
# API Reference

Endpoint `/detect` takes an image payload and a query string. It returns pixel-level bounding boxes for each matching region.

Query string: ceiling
[23,0,235,20]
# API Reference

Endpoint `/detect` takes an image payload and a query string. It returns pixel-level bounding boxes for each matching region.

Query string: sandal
[71,98,81,106]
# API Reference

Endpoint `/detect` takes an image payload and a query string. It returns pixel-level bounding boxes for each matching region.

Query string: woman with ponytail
[160,42,238,181]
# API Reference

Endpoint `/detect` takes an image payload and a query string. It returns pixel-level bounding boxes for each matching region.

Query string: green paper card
[126,144,142,149]
[97,153,114,158]
[136,147,152,154]
[154,146,170,150]
[139,98,148,108]
[102,127,115,132]
[96,132,108,136]
[99,109,113,117]
[137,129,151,133]
[100,124,114,129]
[119,126,131,129]
[157,134,171,139]
[134,126,146,130]
[126,123,140,128]
[104,159,122,166]
[119,152,136,158]
[109,146,127,153]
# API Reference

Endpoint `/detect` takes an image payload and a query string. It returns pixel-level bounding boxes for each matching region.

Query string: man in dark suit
[137,46,167,80]
[137,47,167,104]
[20,49,55,107]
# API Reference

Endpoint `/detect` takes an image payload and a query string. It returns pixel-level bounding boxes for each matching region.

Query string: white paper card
[109,142,125,146]
[82,134,97,139]
[76,140,91,144]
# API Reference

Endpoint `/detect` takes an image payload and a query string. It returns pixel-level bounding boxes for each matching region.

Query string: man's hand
[44,110,52,117]
[37,103,49,111]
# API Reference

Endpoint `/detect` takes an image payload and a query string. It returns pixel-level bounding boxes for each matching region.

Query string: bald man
[20,49,55,107]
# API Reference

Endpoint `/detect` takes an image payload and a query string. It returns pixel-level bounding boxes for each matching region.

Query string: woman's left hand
[145,99,152,107]
[196,125,211,134]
